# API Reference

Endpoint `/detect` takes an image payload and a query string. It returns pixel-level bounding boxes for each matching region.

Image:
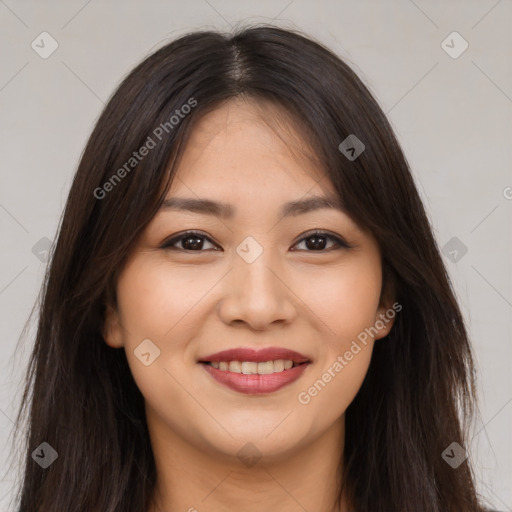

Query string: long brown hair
[12,24,488,511]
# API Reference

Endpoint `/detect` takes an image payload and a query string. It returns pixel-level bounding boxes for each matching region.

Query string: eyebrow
[159,194,346,219]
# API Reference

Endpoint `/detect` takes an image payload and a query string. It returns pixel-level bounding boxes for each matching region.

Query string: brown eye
[162,231,218,251]
[292,230,351,252]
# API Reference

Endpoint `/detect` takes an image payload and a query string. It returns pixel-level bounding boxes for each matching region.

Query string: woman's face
[103,98,395,464]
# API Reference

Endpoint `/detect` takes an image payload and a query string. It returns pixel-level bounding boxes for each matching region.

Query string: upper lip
[198,347,311,364]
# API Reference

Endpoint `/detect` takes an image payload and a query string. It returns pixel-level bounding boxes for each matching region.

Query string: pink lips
[198,347,311,395]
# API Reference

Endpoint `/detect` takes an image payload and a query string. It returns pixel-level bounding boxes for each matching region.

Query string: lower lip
[200,362,310,394]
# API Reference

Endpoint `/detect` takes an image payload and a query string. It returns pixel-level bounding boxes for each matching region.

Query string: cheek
[295,343,373,437]
[293,254,381,418]
[296,252,382,341]
[115,255,215,341]
[113,256,203,389]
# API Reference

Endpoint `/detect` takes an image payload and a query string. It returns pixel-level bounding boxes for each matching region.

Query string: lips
[201,363,309,394]
[198,347,311,364]
[198,347,311,394]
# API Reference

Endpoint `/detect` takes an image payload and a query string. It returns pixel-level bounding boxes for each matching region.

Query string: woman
[13,24,495,511]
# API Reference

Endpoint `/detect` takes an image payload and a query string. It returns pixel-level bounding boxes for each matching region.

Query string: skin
[103,97,396,512]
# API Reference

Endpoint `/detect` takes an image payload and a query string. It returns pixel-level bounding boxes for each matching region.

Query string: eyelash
[161,229,352,253]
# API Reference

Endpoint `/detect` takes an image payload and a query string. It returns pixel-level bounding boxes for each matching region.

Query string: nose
[217,246,297,331]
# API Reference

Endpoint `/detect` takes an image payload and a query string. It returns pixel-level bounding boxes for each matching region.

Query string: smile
[204,359,298,374]
[198,346,311,394]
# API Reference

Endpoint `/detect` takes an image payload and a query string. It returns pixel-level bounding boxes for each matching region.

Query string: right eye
[161,231,220,252]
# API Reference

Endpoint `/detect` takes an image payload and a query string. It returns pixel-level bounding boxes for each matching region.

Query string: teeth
[257,361,274,375]
[229,361,241,373]
[208,359,299,374]
[273,359,284,372]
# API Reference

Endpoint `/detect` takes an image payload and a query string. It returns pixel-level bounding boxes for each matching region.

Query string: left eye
[162,230,350,252]
[292,230,349,251]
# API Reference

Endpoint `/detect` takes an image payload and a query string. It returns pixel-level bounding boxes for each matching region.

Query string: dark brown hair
[12,24,489,511]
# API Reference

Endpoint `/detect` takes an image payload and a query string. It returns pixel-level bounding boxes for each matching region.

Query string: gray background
[1,0,511,510]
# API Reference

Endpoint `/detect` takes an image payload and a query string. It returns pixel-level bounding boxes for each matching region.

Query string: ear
[373,301,396,340]
[373,273,398,341]
[102,304,124,348]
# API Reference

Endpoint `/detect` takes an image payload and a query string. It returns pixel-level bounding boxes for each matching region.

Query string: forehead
[167,97,334,199]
